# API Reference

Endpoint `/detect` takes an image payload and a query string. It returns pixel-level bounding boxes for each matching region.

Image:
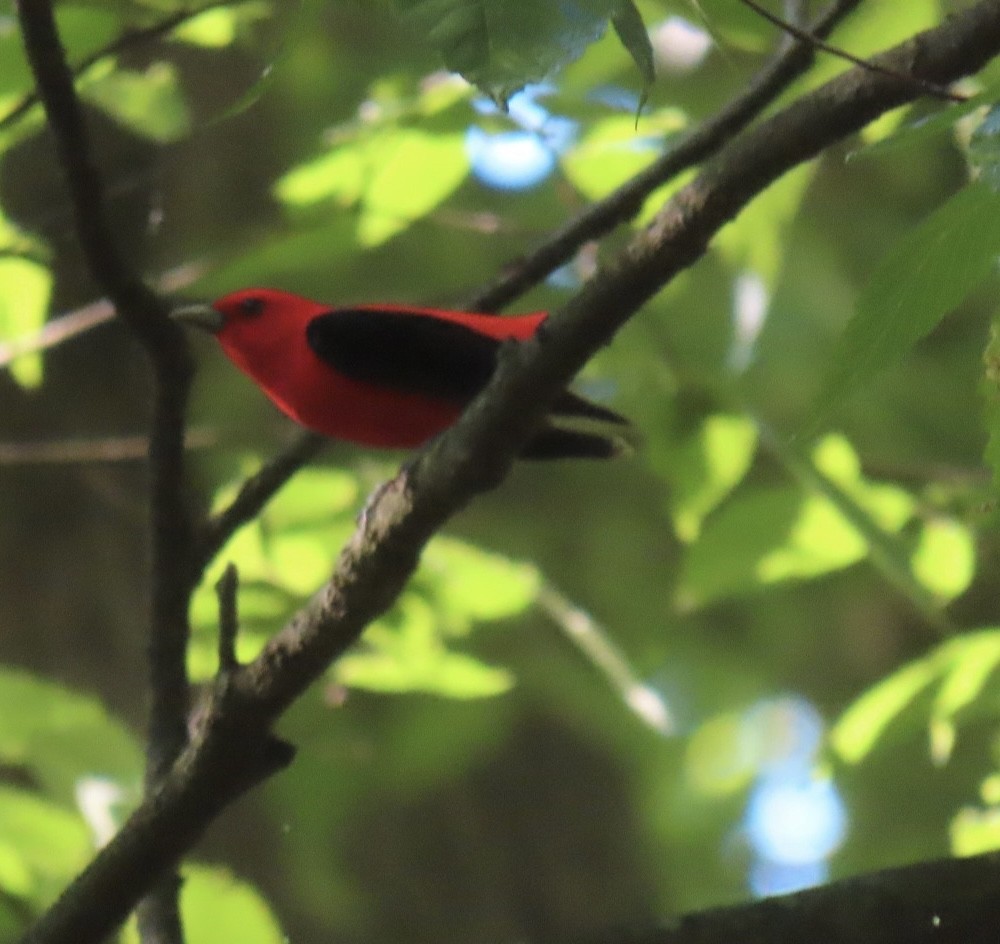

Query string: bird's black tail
[520,386,638,459]
[520,425,633,460]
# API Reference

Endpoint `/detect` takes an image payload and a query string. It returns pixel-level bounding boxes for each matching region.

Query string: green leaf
[0,669,142,800]
[392,0,645,107]
[677,434,915,608]
[831,660,939,764]
[659,413,758,543]
[951,806,1000,857]
[611,1,654,108]
[169,2,274,48]
[274,148,366,208]
[359,129,468,246]
[336,646,514,698]
[715,162,815,286]
[420,537,540,631]
[792,0,938,91]
[336,597,515,699]
[0,257,51,388]
[81,61,191,142]
[0,786,91,904]
[191,467,529,695]
[831,629,1000,764]
[814,182,1000,423]
[181,865,286,944]
[561,109,686,201]
[911,517,975,603]
[277,127,469,246]
[171,7,242,47]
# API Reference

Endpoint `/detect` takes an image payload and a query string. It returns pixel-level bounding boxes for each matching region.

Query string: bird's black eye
[239,296,265,317]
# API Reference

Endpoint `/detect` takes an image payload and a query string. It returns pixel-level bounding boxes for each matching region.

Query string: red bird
[173,288,631,459]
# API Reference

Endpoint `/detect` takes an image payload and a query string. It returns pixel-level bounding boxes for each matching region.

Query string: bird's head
[172,288,329,368]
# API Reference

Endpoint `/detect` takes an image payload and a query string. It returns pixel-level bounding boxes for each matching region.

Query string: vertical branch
[16,3,197,941]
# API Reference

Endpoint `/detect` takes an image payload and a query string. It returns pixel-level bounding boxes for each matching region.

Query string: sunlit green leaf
[170,3,274,48]
[0,786,91,903]
[678,433,919,607]
[715,162,815,286]
[0,669,142,800]
[951,805,1000,857]
[82,61,191,142]
[274,147,366,208]
[664,413,758,543]
[336,593,515,697]
[911,517,975,602]
[278,127,468,245]
[336,633,514,698]
[793,0,938,92]
[259,467,359,530]
[191,466,530,694]
[561,110,686,201]
[832,629,1000,764]
[421,538,540,631]
[0,257,51,387]
[831,660,939,764]
[933,633,1000,723]
[359,129,468,245]
[182,865,285,944]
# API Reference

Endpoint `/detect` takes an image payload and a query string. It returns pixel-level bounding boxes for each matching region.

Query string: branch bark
[16,3,198,940]
[17,1,1000,943]
[200,0,868,555]
[467,0,865,313]
[597,850,1000,944]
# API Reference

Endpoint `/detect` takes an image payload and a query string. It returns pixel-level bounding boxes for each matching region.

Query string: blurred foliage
[4,0,1000,941]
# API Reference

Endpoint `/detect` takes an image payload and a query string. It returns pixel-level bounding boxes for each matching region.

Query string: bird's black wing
[305,308,500,404]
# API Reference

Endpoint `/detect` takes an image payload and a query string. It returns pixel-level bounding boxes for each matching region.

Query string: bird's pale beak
[171,303,224,333]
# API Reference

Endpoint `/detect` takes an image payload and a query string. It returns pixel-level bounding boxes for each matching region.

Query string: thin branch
[188,0,869,563]
[537,583,674,734]
[19,3,1000,942]
[466,0,866,313]
[0,262,207,372]
[0,430,215,466]
[16,3,198,942]
[215,564,240,673]
[0,0,245,132]
[739,0,966,103]
[194,431,326,572]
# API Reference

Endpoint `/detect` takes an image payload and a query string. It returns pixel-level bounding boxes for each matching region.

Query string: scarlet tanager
[172,288,632,459]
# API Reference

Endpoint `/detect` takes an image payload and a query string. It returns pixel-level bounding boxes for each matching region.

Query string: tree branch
[194,431,326,573]
[1,0,245,132]
[16,3,198,941]
[592,850,1000,944]
[193,0,868,562]
[466,0,866,313]
[17,4,1000,942]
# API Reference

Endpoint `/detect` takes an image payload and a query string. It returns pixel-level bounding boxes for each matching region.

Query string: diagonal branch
[196,0,868,558]
[1,0,247,132]
[17,4,1000,943]
[466,0,866,313]
[194,431,326,573]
